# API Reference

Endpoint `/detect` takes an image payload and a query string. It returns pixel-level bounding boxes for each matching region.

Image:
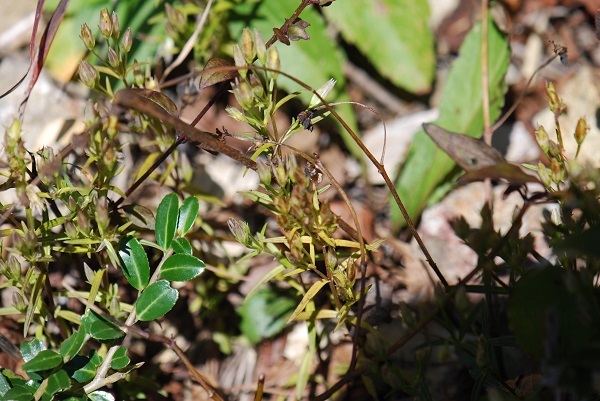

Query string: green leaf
[72,351,102,383]
[88,390,116,401]
[239,287,297,345]
[20,338,46,363]
[171,238,193,255]
[323,0,434,94]
[118,236,150,291]
[392,14,510,228]
[136,280,179,321]
[288,279,329,323]
[160,254,206,282]
[3,385,35,401]
[59,329,87,360]
[231,0,361,157]
[81,311,124,341]
[155,193,179,250]
[41,370,70,401]
[110,347,130,370]
[177,197,200,235]
[22,350,63,372]
[0,372,11,395]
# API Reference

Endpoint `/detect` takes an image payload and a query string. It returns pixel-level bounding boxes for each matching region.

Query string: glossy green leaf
[42,369,70,401]
[3,385,35,401]
[231,0,361,157]
[88,390,116,401]
[177,197,200,235]
[20,338,46,363]
[323,0,434,94]
[155,193,179,250]
[171,238,193,255]
[122,204,155,230]
[72,351,102,383]
[22,350,62,372]
[160,254,206,282]
[136,280,179,321]
[110,347,130,370]
[60,329,87,360]
[392,14,510,228]
[239,287,297,345]
[118,236,150,291]
[0,372,10,395]
[81,311,124,341]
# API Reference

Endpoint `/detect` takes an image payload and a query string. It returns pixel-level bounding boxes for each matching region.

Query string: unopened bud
[120,27,132,53]
[80,23,95,50]
[232,80,254,108]
[96,196,109,233]
[99,8,113,39]
[228,218,252,247]
[309,78,336,109]
[254,29,266,64]
[77,210,90,235]
[324,247,337,270]
[534,125,549,155]
[65,221,77,239]
[241,28,255,64]
[111,11,120,39]
[256,159,271,186]
[78,61,98,88]
[547,140,561,159]
[107,47,119,68]
[232,44,247,78]
[550,158,564,183]
[133,62,144,86]
[165,4,185,33]
[249,74,264,98]
[546,82,565,116]
[267,47,280,78]
[574,117,588,147]
[225,106,246,122]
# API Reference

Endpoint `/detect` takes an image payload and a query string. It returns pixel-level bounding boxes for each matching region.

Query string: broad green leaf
[22,350,62,372]
[239,287,297,345]
[88,390,116,401]
[323,0,434,94]
[110,347,130,370]
[0,373,9,395]
[60,329,87,360]
[160,254,206,282]
[42,370,70,401]
[177,197,200,235]
[231,0,361,157]
[21,338,46,363]
[81,311,124,341]
[72,351,102,383]
[392,14,510,228]
[155,193,179,250]
[171,238,193,255]
[136,280,178,321]
[118,236,150,290]
[3,385,35,401]
[287,279,329,323]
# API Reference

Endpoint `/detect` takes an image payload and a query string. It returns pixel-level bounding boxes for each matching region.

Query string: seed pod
[267,47,280,78]
[121,27,132,53]
[254,28,266,64]
[111,11,120,39]
[107,47,119,68]
[78,61,99,88]
[98,8,113,39]
[534,125,549,154]
[241,28,255,64]
[80,23,95,50]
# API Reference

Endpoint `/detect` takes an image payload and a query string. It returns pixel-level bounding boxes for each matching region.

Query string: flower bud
[249,73,264,98]
[534,125,549,154]
[309,78,336,109]
[65,221,77,239]
[232,44,247,78]
[241,28,255,64]
[228,218,252,247]
[111,11,120,39]
[226,106,246,122]
[165,4,185,33]
[232,79,254,108]
[256,159,271,186]
[96,196,109,233]
[107,47,119,68]
[324,247,337,270]
[546,82,565,116]
[550,158,564,183]
[254,29,266,64]
[574,116,588,147]
[98,8,113,39]
[77,210,90,235]
[80,23,95,50]
[120,27,132,53]
[547,140,561,159]
[78,61,99,88]
[267,46,280,79]
[537,162,551,187]
[133,62,144,86]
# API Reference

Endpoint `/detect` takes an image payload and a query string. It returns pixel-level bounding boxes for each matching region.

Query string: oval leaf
[73,351,102,383]
[118,236,150,290]
[59,329,87,360]
[22,350,62,372]
[161,254,206,282]
[43,370,70,399]
[155,193,179,250]
[81,311,124,341]
[171,238,193,255]
[20,338,45,363]
[177,196,199,235]
[110,347,130,370]
[200,57,237,89]
[136,280,179,321]
[88,390,116,401]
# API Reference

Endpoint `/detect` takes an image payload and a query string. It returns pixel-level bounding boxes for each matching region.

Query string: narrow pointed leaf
[161,254,205,282]
[136,280,178,321]
[118,236,150,290]
[177,196,199,235]
[22,350,62,372]
[155,193,179,250]
[287,279,329,323]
